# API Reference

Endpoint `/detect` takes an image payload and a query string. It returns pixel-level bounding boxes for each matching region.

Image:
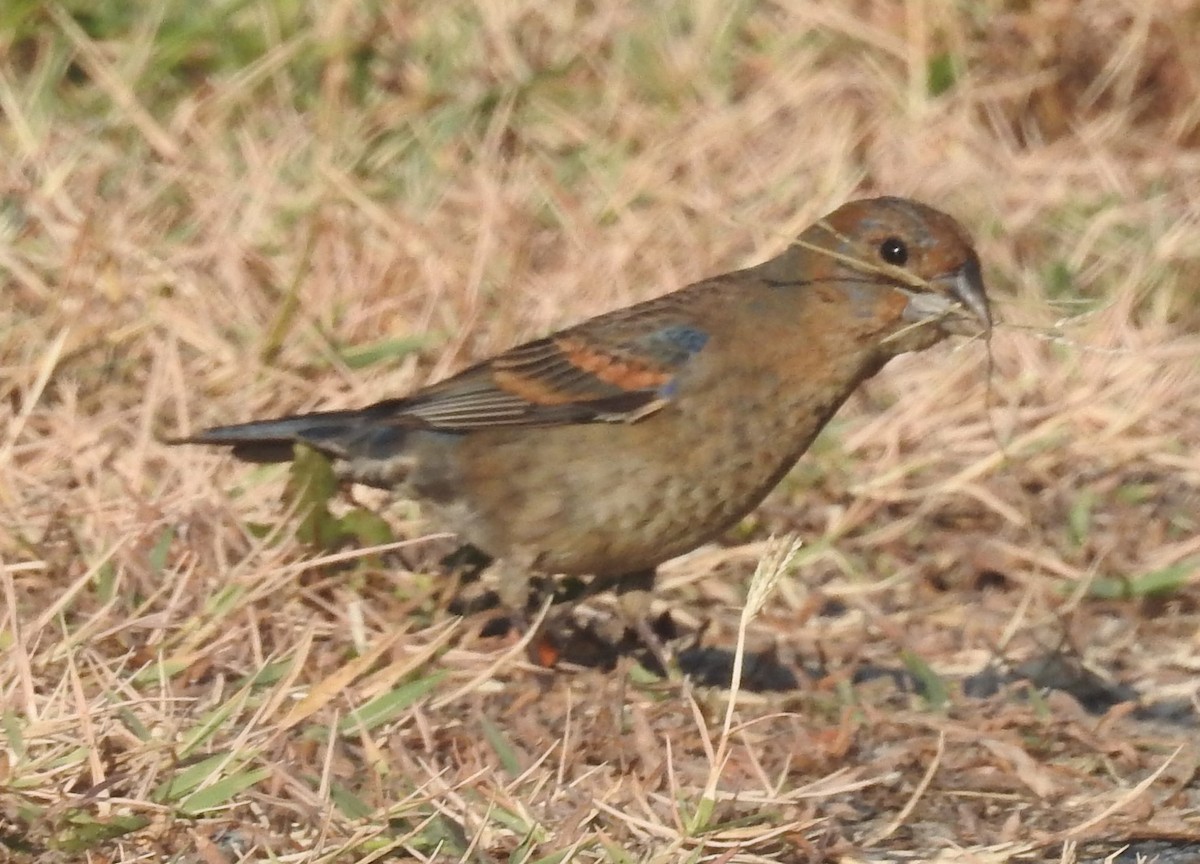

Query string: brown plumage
[172,197,991,645]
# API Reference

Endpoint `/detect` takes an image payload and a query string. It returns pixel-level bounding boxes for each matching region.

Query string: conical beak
[902,256,992,336]
[944,256,991,334]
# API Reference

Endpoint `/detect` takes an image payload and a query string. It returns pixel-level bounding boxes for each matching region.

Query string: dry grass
[3,1,1200,861]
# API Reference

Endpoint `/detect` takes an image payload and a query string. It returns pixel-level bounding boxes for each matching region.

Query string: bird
[170,196,991,659]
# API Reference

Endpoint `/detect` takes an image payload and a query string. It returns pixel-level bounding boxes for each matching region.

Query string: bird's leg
[489,556,593,668]
[609,568,654,624]
[608,569,675,675]
[490,553,540,634]
[441,544,496,615]
[440,543,493,579]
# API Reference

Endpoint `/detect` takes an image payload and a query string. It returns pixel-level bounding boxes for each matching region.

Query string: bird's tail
[167,400,413,464]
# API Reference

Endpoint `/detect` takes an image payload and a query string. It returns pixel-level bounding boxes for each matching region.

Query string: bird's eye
[879,237,908,266]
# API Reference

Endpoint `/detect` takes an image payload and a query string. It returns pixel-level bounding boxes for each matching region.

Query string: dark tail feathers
[167,400,413,463]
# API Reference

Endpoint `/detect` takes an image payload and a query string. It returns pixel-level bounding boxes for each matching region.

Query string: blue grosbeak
[173,197,990,644]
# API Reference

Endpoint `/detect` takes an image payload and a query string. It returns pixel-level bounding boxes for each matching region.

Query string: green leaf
[339,673,446,735]
[286,443,341,548]
[339,508,395,547]
[95,560,118,602]
[687,794,716,834]
[338,335,429,370]
[402,812,471,855]
[480,716,523,776]
[205,582,246,618]
[527,850,586,864]
[901,650,949,710]
[1080,563,1195,600]
[1067,490,1094,548]
[131,656,193,685]
[241,659,293,688]
[1126,563,1194,596]
[927,52,957,96]
[2,710,24,755]
[116,707,150,742]
[330,782,373,820]
[179,695,251,759]
[152,752,242,802]
[54,811,149,852]
[179,766,271,815]
[148,525,175,575]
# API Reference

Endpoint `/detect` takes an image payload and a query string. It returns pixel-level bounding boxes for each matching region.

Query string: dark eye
[879,237,908,266]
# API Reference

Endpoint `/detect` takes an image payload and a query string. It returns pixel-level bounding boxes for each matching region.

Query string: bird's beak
[902,257,992,337]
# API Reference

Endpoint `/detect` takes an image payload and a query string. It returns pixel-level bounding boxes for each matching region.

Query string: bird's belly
[412,404,808,576]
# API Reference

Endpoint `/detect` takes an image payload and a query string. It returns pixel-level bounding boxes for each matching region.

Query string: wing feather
[394,291,713,430]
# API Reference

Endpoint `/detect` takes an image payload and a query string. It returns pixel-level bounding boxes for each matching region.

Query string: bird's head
[789,196,992,353]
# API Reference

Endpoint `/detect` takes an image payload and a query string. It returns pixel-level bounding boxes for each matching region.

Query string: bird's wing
[168,291,717,462]
[397,296,712,430]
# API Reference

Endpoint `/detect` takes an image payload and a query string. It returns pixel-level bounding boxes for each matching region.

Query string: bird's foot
[628,614,677,678]
[609,570,681,678]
